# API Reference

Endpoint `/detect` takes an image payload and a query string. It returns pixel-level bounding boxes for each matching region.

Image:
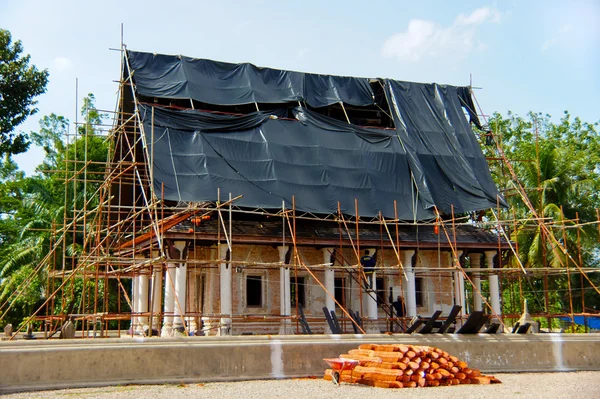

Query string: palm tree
[487,112,600,321]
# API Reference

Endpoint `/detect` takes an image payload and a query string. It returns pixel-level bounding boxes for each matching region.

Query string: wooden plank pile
[324,343,501,388]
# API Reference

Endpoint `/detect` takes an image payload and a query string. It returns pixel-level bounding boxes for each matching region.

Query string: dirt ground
[3,371,599,399]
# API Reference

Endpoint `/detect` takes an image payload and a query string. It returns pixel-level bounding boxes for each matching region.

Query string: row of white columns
[132,244,502,335]
[316,248,502,321]
[460,251,501,316]
[130,241,189,336]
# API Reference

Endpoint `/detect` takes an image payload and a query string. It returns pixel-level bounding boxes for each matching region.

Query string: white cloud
[382,7,502,63]
[52,56,73,72]
[455,7,502,26]
[541,24,573,52]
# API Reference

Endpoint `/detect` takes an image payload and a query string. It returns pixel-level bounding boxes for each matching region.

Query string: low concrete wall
[1,333,599,393]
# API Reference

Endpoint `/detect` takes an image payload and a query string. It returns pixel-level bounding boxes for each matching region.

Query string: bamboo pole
[576,212,585,317]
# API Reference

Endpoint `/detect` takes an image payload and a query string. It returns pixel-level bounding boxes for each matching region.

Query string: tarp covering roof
[130,50,506,219]
[128,51,375,107]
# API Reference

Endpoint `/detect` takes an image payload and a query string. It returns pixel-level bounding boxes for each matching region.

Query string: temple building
[107,49,509,336]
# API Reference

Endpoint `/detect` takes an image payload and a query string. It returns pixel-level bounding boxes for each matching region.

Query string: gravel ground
[3,372,599,399]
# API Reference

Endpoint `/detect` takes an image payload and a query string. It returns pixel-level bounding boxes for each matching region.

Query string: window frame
[415,277,424,307]
[245,274,264,308]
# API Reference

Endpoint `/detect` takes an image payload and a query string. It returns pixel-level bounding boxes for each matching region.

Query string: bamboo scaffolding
[6,47,600,340]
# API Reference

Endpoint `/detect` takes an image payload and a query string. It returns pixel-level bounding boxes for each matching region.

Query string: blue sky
[2,0,599,175]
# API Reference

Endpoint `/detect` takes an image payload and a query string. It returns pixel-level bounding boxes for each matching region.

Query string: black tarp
[129,50,506,219]
[127,51,375,107]
[383,80,507,214]
[140,104,504,219]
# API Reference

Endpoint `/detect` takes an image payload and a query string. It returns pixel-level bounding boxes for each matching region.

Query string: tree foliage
[0,94,108,327]
[0,29,49,155]
[482,111,600,316]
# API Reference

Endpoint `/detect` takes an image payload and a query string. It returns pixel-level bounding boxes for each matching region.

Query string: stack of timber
[324,344,501,389]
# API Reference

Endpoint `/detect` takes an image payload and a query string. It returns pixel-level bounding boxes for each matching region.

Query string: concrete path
[4,372,600,399]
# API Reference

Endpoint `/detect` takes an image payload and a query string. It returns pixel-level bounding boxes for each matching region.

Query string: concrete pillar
[162,242,183,337]
[173,241,188,333]
[323,248,335,312]
[219,244,232,335]
[284,268,291,316]
[453,250,465,316]
[366,275,378,320]
[187,262,198,334]
[137,265,149,331]
[150,250,162,332]
[363,248,380,334]
[161,264,176,336]
[403,250,417,318]
[323,247,336,334]
[278,246,290,335]
[131,273,139,332]
[485,250,501,316]
[470,253,483,312]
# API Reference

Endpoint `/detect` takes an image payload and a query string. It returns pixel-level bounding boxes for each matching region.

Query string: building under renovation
[13,47,574,339]
[102,49,512,336]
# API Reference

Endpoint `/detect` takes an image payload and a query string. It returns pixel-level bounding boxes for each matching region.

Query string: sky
[1,0,599,176]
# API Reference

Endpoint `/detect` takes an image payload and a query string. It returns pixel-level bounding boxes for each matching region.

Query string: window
[415,277,424,307]
[376,277,386,307]
[246,275,263,307]
[334,278,346,308]
[291,277,306,308]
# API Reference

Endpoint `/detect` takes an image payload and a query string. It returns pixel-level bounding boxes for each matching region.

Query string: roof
[166,217,510,251]
[126,50,507,220]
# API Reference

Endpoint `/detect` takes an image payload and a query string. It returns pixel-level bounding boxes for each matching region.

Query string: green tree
[0,29,49,155]
[0,94,109,328]
[483,112,600,317]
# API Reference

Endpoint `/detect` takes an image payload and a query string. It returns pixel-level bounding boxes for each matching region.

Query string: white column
[173,241,188,333]
[403,250,417,318]
[470,253,483,311]
[363,248,378,322]
[485,250,501,316]
[151,250,162,332]
[278,246,290,335]
[366,274,378,320]
[284,268,291,316]
[323,248,335,312]
[187,265,198,334]
[161,245,178,337]
[453,250,465,316]
[219,244,232,335]
[137,260,149,331]
[322,247,335,334]
[131,273,139,332]
[203,247,218,336]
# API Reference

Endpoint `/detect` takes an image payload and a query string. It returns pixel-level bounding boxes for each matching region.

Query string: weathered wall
[187,245,462,335]
[2,334,599,393]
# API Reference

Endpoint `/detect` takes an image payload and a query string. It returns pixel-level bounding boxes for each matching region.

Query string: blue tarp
[560,316,600,329]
